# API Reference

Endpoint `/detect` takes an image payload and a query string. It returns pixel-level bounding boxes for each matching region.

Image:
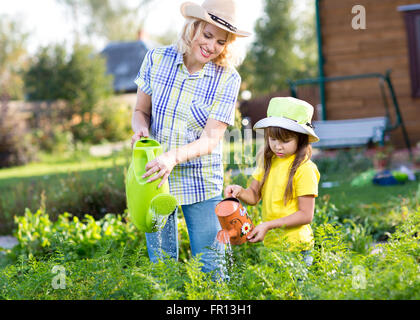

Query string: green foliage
[32,126,74,154]
[0,161,128,234]
[24,43,114,143]
[303,209,420,299]
[24,45,69,101]
[0,205,419,299]
[239,0,317,95]
[64,45,113,116]
[0,102,37,168]
[350,169,377,187]
[1,147,419,299]
[56,0,154,42]
[342,218,373,255]
[313,149,373,180]
[86,98,133,143]
[10,208,141,261]
[0,17,33,167]
[0,15,28,100]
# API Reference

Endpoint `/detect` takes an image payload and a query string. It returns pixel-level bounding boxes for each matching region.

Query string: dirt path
[0,235,18,250]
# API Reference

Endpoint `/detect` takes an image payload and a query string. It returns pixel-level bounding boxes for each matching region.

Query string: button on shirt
[134,45,241,205]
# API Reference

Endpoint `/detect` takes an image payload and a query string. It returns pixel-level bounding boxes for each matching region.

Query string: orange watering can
[215,198,254,245]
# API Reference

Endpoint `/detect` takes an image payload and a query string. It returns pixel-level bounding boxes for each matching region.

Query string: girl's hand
[247,222,270,243]
[224,185,243,198]
[142,151,177,188]
[131,128,149,148]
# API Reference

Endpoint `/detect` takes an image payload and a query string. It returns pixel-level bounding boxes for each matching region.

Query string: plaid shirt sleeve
[134,49,154,96]
[208,71,241,126]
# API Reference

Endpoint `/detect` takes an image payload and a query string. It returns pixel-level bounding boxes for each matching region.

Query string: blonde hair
[175,18,243,67]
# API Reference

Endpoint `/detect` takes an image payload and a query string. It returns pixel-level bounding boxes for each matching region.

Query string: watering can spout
[145,193,178,232]
[126,138,178,233]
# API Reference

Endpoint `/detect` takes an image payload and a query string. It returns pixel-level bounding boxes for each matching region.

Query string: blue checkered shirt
[134,45,241,205]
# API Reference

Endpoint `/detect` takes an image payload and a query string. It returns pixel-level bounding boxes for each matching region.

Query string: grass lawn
[0,149,131,234]
[319,172,419,206]
[0,146,419,239]
[317,171,419,240]
[0,151,130,182]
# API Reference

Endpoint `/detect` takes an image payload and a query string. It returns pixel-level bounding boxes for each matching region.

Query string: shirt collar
[175,49,217,78]
[175,49,184,66]
[203,61,217,78]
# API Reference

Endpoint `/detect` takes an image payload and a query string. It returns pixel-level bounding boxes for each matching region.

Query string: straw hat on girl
[253,97,320,143]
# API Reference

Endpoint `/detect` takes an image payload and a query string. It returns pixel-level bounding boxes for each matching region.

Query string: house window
[399,5,420,98]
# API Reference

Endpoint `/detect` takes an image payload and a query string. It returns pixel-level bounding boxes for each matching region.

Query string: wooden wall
[320,0,420,148]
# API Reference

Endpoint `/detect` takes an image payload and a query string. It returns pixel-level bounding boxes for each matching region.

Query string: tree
[61,44,113,118]
[239,0,317,96]
[57,0,154,42]
[0,15,29,100]
[23,45,68,102]
[24,43,113,142]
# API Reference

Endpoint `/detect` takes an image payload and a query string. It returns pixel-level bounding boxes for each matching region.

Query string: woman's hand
[131,128,149,148]
[247,222,270,243]
[224,185,243,198]
[142,151,177,188]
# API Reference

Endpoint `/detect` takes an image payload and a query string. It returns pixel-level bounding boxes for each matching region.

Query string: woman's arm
[143,118,228,188]
[131,89,152,146]
[224,179,261,205]
[172,118,228,164]
[247,195,315,243]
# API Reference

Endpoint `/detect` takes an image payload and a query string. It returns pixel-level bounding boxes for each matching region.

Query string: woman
[131,0,250,275]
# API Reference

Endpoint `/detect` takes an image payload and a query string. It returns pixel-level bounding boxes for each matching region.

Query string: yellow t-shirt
[252,154,320,251]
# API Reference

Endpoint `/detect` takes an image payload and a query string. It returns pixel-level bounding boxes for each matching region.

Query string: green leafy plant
[10,208,141,261]
[1,207,419,299]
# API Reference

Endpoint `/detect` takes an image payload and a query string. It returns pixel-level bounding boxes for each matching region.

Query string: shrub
[24,44,114,144]
[88,98,132,144]
[313,149,373,178]
[0,100,37,168]
[9,208,141,261]
[32,126,74,154]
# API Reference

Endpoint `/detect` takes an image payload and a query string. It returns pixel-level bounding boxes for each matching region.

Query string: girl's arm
[143,118,228,188]
[247,195,315,243]
[224,179,261,205]
[131,89,152,146]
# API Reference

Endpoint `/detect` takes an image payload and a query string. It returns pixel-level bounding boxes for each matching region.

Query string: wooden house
[315,0,420,148]
[101,40,149,93]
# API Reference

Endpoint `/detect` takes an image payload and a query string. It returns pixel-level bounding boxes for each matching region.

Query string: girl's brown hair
[259,127,312,205]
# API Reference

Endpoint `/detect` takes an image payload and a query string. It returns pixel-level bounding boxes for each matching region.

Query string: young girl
[224,97,320,265]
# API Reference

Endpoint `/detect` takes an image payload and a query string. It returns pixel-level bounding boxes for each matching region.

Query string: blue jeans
[145,195,224,274]
[301,250,313,267]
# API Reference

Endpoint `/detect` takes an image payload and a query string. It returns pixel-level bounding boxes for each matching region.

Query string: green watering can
[126,138,178,233]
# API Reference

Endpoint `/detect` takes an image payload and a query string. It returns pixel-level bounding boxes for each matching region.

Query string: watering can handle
[145,149,156,163]
[134,138,156,163]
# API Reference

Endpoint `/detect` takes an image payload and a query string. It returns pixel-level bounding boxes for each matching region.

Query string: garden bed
[0,204,418,300]
[0,146,419,299]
